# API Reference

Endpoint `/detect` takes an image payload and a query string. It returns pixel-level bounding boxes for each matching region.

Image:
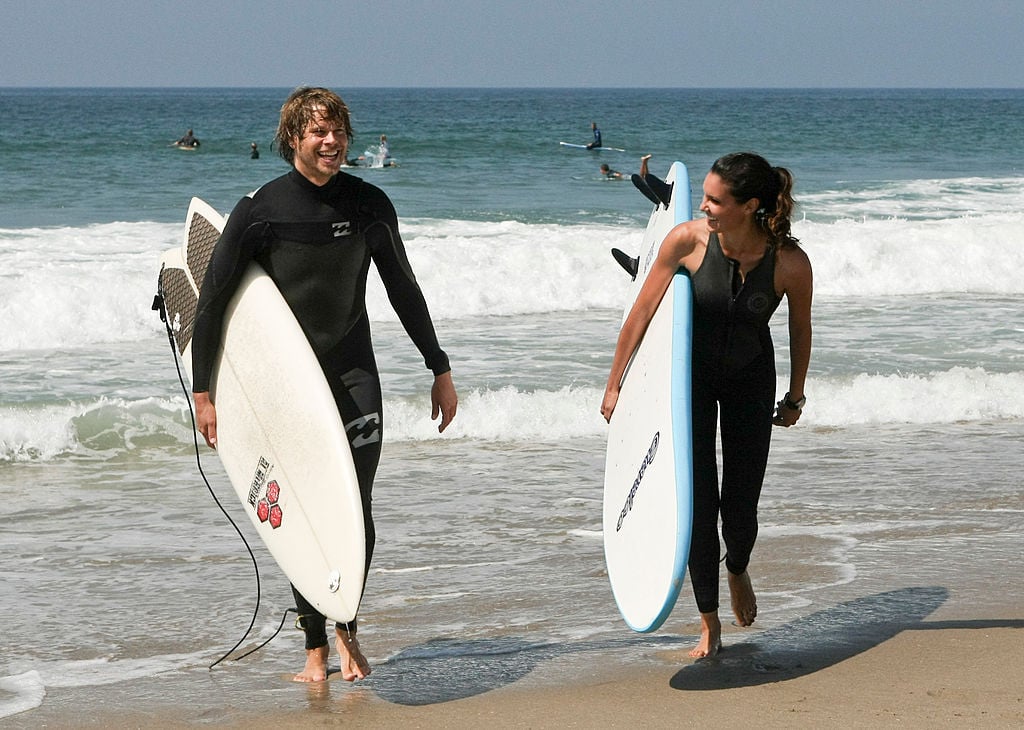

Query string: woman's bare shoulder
[663,219,707,254]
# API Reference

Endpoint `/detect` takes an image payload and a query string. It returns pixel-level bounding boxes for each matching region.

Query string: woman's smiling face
[700,171,759,234]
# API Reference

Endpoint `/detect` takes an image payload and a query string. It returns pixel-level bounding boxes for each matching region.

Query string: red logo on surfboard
[256,479,284,529]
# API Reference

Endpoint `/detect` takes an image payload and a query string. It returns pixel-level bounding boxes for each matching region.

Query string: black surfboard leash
[153,283,293,669]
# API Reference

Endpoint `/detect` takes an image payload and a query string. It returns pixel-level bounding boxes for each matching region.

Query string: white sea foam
[3,195,1023,351]
[0,221,178,351]
[382,368,1024,440]
[365,218,638,322]
[807,367,1024,425]
[374,560,506,574]
[798,213,1024,297]
[800,176,1024,222]
[3,368,1022,461]
[0,671,45,720]
[0,396,190,462]
[0,652,205,720]
[36,653,202,688]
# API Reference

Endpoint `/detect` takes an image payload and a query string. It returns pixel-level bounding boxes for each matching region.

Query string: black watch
[782,392,806,410]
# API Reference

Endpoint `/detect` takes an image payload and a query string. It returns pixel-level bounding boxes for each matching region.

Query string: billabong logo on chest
[332,221,352,237]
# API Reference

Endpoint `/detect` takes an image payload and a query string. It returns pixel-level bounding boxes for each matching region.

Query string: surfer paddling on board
[191,87,458,682]
[601,152,813,658]
[600,163,624,179]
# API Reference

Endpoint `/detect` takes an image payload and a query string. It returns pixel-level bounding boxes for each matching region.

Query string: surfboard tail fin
[631,172,674,209]
[647,175,674,208]
[631,174,661,207]
[611,248,639,279]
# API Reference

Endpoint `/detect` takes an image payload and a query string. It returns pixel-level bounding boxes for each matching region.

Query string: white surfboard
[603,161,693,633]
[559,141,627,152]
[157,198,366,623]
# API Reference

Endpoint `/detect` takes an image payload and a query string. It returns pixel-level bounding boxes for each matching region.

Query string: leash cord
[153,289,270,669]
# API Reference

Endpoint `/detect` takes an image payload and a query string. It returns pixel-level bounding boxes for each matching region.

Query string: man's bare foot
[689,611,722,658]
[335,627,371,681]
[293,644,329,682]
[728,570,757,626]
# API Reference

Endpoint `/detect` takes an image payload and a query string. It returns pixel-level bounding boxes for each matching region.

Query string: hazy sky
[4,0,1022,87]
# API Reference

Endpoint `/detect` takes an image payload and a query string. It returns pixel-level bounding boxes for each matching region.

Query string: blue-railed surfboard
[603,161,693,633]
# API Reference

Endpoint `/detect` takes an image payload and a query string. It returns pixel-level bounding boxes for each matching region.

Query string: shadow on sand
[364,586,1024,705]
[368,632,679,706]
[670,586,1024,690]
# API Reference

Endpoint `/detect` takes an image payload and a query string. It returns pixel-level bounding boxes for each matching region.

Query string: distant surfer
[601,152,813,659]
[190,86,458,683]
[600,163,623,179]
[585,121,602,149]
[366,134,395,167]
[250,141,260,159]
[174,128,200,148]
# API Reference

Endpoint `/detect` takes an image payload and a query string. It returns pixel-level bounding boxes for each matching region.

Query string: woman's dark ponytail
[711,153,800,248]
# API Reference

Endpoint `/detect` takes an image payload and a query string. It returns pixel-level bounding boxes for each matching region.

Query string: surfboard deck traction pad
[159,210,220,355]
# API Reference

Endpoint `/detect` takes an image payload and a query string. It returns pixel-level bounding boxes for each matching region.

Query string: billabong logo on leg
[345,412,381,447]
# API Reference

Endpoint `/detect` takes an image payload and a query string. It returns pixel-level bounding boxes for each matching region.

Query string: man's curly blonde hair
[274,86,354,164]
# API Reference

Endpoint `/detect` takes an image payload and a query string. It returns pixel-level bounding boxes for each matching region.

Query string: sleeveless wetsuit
[688,232,781,614]
[192,168,449,647]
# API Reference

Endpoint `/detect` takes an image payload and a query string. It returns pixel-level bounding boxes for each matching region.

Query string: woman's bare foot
[335,627,371,681]
[293,644,329,682]
[728,570,757,626]
[689,611,722,658]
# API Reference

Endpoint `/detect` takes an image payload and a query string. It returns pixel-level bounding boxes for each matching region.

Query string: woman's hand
[601,386,620,423]
[771,400,803,427]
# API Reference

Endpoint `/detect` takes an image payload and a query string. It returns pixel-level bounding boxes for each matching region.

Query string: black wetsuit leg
[293,316,383,650]
[687,354,775,614]
[719,355,775,578]
[688,371,723,614]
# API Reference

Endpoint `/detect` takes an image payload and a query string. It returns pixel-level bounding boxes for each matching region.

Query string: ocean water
[2,87,1023,723]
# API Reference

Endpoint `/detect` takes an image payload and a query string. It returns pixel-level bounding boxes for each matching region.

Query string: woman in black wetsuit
[601,152,813,658]
[191,87,458,683]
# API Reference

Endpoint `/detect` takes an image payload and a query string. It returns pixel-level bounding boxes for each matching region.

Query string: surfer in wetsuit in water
[190,86,458,683]
[600,163,623,179]
[585,121,602,149]
[601,152,812,658]
[175,129,200,148]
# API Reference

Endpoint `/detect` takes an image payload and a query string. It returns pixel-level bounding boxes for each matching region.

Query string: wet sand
[14,611,1022,728]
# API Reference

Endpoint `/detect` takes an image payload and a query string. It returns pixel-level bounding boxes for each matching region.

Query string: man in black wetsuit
[585,121,602,149]
[191,87,458,683]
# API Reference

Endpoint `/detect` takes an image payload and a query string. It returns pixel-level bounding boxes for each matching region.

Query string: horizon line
[2,84,1023,92]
